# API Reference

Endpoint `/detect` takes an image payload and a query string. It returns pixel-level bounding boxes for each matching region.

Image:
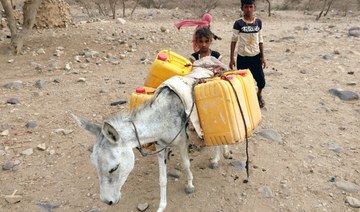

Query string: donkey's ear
[71,113,101,135]
[102,122,120,143]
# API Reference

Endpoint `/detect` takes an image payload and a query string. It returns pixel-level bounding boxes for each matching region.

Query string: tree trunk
[0,0,18,36]
[130,0,139,16]
[122,0,125,17]
[109,0,117,19]
[266,0,271,17]
[1,0,43,54]
[324,0,335,16]
[316,0,327,20]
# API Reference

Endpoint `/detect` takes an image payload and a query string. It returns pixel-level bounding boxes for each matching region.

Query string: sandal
[258,96,265,108]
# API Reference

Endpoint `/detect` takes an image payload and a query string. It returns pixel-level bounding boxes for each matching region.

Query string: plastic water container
[224,69,262,130]
[194,77,250,146]
[129,87,156,111]
[144,50,192,88]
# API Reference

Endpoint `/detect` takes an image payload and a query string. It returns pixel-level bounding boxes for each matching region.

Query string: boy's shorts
[236,54,265,89]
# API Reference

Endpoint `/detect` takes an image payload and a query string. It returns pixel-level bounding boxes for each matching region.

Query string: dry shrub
[277,0,360,11]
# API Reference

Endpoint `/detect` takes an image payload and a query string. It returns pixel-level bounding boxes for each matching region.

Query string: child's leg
[249,54,266,97]
[238,54,266,107]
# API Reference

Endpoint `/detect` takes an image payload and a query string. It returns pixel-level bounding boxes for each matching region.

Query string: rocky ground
[1,5,360,212]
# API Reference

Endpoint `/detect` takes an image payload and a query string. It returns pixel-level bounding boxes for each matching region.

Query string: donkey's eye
[109,164,119,174]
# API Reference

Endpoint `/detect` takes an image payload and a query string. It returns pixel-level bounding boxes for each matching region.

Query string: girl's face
[242,4,255,17]
[197,36,212,53]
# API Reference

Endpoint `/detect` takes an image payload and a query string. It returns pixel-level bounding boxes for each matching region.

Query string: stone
[346,196,360,208]
[1,129,9,136]
[21,148,34,156]
[116,18,126,25]
[108,56,120,65]
[346,81,356,86]
[2,161,15,170]
[322,54,333,60]
[74,55,81,62]
[84,50,100,58]
[64,63,71,71]
[119,54,126,59]
[5,195,22,204]
[160,26,167,32]
[37,48,46,54]
[7,98,20,105]
[13,160,21,166]
[35,80,45,89]
[48,63,60,71]
[229,160,246,171]
[167,169,181,178]
[25,122,37,129]
[335,181,359,193]
[110,100,127,106]
[329,88,359,101]
[37,143,46,151]
[137,202,149,211]
[3,81,23,90]
[348,27,360,37]
[32,92,43,97]
[77,78,86,82]
[0,150,6,156]
[36,201,60,211]
[7,59,14,63]
[328,142,343,153]
[99,88,109,93]
[54,128,73,135]
[258,186,274,198]
[281,36,295,40]
[257,129,282,143]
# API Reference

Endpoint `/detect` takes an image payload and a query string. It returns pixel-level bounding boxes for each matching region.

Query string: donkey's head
[72,113,135,205]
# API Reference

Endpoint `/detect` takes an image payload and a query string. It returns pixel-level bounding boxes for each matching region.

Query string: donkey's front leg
[178,137,195,194]
[157,149,167,212]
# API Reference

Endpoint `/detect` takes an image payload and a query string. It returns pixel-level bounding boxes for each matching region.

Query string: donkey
[72,57,233,212]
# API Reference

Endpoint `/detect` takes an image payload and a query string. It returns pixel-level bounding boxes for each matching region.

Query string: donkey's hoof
[223,153,233,160]
[185,186,195,194]
[209,162,218,169]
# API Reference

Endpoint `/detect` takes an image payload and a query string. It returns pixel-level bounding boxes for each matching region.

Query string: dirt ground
[1,4,360,212]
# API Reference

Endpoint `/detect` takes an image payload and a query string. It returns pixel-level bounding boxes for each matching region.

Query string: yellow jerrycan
[129,86,156,151]
[194,76,251,146]
[144,50,192,88]
[225,69,262,129]
[129,87,156,111]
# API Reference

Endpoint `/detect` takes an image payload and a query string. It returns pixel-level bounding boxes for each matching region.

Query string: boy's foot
[258,96,265,108]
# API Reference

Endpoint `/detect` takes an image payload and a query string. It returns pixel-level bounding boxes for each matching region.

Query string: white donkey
[72,57,232,211]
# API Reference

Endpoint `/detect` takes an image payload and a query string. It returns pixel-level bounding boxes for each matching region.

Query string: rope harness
[131,84,196,157]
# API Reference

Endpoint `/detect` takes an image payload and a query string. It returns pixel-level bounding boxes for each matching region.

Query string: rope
[222,75,250,182]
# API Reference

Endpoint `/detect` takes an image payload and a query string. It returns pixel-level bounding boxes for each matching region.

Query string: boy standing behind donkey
[229,0,267,108]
